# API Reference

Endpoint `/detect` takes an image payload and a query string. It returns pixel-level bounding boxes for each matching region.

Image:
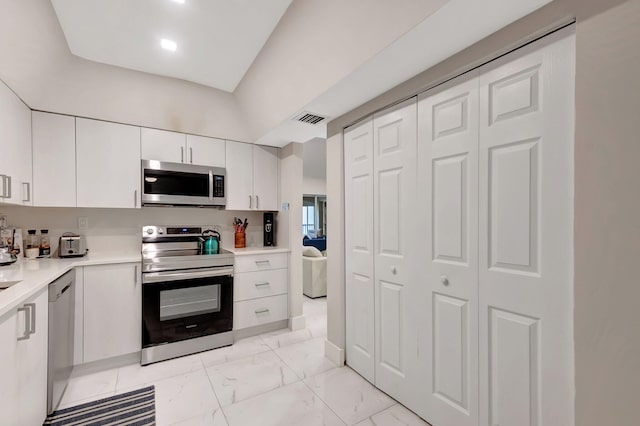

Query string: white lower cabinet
[83,263,141,363]
[0,288,48,426]
[233,253,288,331]
[345,32,575,426]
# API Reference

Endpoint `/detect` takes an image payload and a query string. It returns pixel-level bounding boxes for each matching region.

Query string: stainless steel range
[141,225,234,365]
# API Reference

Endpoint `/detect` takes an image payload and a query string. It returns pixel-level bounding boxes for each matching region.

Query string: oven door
[141,160,226,206]
[142,267,233,348]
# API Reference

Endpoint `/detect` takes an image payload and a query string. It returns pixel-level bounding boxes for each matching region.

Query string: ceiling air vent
[293,111,327,125]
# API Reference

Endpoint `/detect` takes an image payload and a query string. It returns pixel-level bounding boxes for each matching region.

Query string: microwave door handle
[208,171,214,200]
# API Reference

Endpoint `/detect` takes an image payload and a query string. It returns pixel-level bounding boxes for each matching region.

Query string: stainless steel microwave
[141,160,226,207]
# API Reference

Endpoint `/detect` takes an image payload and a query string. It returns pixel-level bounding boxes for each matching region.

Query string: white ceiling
[50,0,292,92]
[256,0,553,146]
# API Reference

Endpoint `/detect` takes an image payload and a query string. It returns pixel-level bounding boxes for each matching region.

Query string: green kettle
[201,230,220,255]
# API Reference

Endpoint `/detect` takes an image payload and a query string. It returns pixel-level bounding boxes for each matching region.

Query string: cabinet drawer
[233,294,288,330]
[234,269,288,302]
[234,253,288,273]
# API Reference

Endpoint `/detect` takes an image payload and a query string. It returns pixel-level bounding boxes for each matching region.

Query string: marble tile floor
[59,296,431,426]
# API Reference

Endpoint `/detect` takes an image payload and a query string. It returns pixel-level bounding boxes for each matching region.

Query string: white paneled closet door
[478,31,575,426]
[417,74,480,426]
[344,118,375,383]
[373,98,420,406]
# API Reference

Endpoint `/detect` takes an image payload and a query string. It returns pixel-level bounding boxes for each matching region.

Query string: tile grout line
[300,376,348,426]
[199,353,232,426]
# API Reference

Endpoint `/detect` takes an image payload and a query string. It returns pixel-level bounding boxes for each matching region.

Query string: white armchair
[302,246,326,298]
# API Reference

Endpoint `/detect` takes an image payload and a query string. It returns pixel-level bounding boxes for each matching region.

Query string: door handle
[0,175,6,198]
[440,275,450,286]
[181,146,184,163]
[134,264,139,285]
[190,147,193,164]
[5,175,11,199]
[134,189,138,208]
[24,303,36,335]
[249,195,252,209]
[256,195,259,209]
[22,182,31,203]
[17,305,31,341]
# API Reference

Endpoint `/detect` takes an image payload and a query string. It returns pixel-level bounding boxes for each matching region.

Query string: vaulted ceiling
[0,0,551,147]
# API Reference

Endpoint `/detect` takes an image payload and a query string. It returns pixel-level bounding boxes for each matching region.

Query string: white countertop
[224,246,290,256]
[0,251,141,318]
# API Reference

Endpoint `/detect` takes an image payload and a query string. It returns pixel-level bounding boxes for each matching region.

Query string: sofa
[303,235,326,252]
[302,246,326,298]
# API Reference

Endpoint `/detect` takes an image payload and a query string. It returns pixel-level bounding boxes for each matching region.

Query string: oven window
[159,284,221,321]
[144,170,209,197]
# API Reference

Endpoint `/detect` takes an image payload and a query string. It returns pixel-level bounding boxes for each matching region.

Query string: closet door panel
[373,98,419,407]
[344,118,375,383]
[478,30,575,426]
[417,74,479,426]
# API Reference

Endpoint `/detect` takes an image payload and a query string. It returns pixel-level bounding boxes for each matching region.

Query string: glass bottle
[27,229,38,249]
[40,229,51,257]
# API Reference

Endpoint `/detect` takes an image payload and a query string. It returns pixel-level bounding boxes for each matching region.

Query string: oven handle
[142,267,234,284]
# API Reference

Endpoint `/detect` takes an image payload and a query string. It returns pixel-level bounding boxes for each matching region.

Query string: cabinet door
[372,98,420,407]
[84,263,141,363]
[417,74,479,426]
[16,289,48,425]
[186,135,225,167]
[0,79,32,205]
[141,128,185,163]
[32,112,77,207]
[252,145,279,211]
[225,141,253,210]
[0,309,19,423]
[344,118,375,383]
[76,118,141,208]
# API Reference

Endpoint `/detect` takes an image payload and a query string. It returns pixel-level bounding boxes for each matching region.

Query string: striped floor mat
[43,386,156,426]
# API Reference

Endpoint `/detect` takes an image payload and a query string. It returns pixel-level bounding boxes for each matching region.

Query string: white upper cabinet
[141,128,185,163]
[186,134,225,168]
[32,112,77,207]
[253,145,279,211]
[226,141,279,211]
[141,128,226,167]
[226,141,254,210]
[76,118,141,208]
[0,79,32,205]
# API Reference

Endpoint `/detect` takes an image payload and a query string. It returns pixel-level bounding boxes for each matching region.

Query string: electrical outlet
[78,216,89,230]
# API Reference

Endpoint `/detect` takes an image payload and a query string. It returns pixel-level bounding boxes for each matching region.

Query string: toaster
[58,233,88,258]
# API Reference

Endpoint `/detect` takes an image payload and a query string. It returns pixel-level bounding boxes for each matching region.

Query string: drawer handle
[17,306,31,341]
[255,309,270,314]
[255,260,270,265]
[254,282,270,287]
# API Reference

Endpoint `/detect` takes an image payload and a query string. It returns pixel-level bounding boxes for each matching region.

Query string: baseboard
[234,319,289,340]
[72,352,140,376]
[289,315,306,331]
[324,339,345,366]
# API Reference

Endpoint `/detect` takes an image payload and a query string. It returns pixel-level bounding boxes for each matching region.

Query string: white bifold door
[346,28,575,426]
[344,118,375,383]
[477,30,575,426]
[417,73,480,426]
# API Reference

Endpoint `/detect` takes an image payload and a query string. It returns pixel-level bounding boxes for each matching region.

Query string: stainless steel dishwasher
[48,270,75,414]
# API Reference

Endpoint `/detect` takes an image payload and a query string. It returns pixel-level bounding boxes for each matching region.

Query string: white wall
[303,137,327,195]
[278,143,304,328]
[0,206,263,255]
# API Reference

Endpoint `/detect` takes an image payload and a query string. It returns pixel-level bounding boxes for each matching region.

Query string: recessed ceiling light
[160,39,177,52]
[171,0,185,4]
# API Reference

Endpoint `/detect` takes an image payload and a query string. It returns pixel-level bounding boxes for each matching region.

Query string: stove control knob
[146,228,154,235]
[158,229,164,235]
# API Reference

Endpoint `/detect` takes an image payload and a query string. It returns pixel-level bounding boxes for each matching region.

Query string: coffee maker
[263,212,275,247]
